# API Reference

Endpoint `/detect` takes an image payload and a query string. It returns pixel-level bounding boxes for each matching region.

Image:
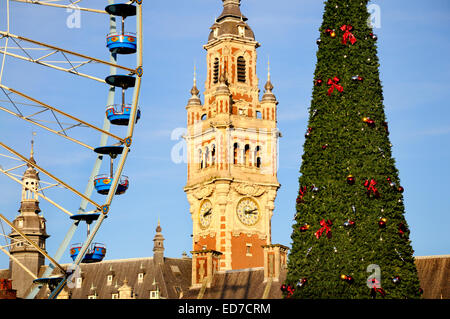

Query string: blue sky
[0,0,449,269]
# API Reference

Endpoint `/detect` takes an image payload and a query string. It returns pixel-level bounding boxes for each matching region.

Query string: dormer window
[138,272,144,284]
[213,27,219,38]
[237,56,246,83]
[238,25,245,37]
[76,277,82,289]
[107,275,113,286]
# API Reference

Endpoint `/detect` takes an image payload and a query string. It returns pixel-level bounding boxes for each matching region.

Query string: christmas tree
[284,0,422,299]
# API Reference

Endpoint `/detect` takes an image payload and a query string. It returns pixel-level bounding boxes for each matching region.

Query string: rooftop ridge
[414,254,450,259]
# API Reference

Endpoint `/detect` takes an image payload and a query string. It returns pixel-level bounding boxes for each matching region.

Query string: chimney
[190,250,222,288]
[262,244,289,282]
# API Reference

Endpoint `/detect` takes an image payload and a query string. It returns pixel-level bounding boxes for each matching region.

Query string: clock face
[236,198,260,226]
[199,200,213,229]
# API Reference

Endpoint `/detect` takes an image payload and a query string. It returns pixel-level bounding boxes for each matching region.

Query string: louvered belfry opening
[237,56,246,82]
[213,58,220,83]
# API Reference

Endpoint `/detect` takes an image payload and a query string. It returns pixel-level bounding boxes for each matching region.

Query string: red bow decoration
[327,77,344,96]
[296,186,307,203]
[341,24,357,45]
[398,223,409,237]
[315,219,333,239]
[281,284,295,298]
[364,179,380,198]
[368,278,386,298]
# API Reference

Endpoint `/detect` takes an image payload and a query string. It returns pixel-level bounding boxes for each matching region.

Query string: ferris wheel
[0,0,143,299]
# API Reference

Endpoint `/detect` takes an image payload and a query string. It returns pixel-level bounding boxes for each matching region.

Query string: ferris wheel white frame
[0,0,143,299]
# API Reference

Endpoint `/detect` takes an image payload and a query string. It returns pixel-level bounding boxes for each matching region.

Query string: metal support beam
[0,166,73,216]
[0,214,66,274]
[0,84,125,144]
[0,246,38,280]
[0,142,101,210]
[11,0,108,14]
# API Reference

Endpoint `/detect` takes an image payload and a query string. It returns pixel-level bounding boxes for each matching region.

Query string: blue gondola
[106,104,141,126]
[94,175,129,195]
[106,32,137,54]
[70,243,106,263]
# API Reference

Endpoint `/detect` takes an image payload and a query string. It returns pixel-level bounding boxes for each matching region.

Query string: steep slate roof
[184,267,285,299]
[34,256,192,299]
[415,255,450,299]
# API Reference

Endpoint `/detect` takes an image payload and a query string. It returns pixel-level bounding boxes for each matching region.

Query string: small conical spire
[187,64,201,106]
[262,58,277,102]
[190,64,199,97]
[264,58,274,92]
[156,217,162,233]
[28,132,37,167]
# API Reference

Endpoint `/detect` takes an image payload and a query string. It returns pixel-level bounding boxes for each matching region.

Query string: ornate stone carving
[192,185,215,200]
[233,183,266,197]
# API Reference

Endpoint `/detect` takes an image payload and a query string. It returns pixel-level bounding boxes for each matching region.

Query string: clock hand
[245,208,258,214]
[203,209,212,217]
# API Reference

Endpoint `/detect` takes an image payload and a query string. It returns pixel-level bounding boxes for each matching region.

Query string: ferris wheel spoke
[0,213,66,274]
[0,31,136,79]
[0,84,125,145]
[11,0,107,14]
[0,165,76,218]
[0,142,102,211]
[0,245,38,280]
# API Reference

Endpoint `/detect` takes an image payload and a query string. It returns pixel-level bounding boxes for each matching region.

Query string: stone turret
[9,140,49,298]
[153,220,165,266]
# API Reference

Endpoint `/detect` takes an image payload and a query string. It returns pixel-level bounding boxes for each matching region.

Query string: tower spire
[187,63,201,106]
[29,132,36,166]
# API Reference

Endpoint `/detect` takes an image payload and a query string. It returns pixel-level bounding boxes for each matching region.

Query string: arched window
[233,143,239,165]
[201,114,207,121]
[198,149,203,169]
[237,56,246,83]
[244,144,250,166]
[213,58,220,84]
[255,146,261,168]
[256,111,262,119]
[211,145,216,166]
[205,147,209,168]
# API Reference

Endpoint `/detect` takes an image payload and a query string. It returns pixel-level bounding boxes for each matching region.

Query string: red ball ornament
[322,144,328,150]
[305,127,312,138]
[340,274,354,283]
[398,186,404,193]
[378,217,387,228]
[363,117,375,127]
[299,224,310,232]
[352,75,364,82]
[315,79,323,86]
[347,175,355,185]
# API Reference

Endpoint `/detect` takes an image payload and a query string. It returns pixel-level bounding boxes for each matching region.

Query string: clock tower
[184,0,280,272]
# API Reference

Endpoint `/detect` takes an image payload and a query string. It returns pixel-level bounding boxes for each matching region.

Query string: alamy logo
[66,4,81,29]
[367,4,382,29]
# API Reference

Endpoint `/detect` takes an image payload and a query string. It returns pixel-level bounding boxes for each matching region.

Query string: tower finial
[30,131,36,159]
[190,63,200,98]
[267,57,271,83]
[193,62,197,88]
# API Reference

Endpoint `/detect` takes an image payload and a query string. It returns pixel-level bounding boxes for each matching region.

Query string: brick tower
[185,0,281,273]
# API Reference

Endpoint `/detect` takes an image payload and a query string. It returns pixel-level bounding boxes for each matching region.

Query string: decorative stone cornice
[232,183,266,197]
